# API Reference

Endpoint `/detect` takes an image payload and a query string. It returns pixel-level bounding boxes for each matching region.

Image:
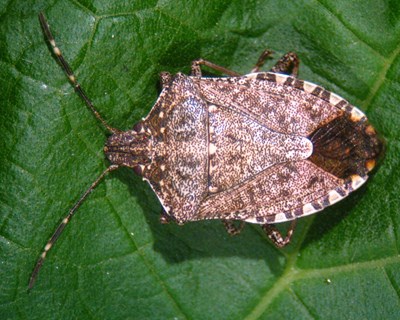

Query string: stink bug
[30,13,383,288]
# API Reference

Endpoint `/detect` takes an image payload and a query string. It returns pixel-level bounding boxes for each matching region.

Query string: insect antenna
[29,164,120,289]
[30,13,123,289]
[38,12,121,135]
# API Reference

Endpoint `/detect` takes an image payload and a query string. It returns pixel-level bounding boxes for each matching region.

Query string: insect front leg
[222,220,245,236]
[159,209,172,224]
[270,52,299,77]
[261,219,297,248]
[159,72,172,89]
[191,59,241,77]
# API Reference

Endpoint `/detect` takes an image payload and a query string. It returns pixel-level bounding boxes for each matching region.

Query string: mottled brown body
[31,13,383,289]
[106,72,382,226]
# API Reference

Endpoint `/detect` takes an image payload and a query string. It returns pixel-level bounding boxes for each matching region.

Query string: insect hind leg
[251,49,299,77]
[222,220,245,236]
[250,49,274,73]
[262,219,297,248]
[270,52,299,77]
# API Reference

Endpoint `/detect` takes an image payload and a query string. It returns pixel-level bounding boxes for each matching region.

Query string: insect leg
[38,13,121,135]
[159,72,172,89]
[270,52,299,77]
[191,59,241,77]
[222,220,245,236]
[250,49,274,73]
[261,219,297,248]
[159,209,172,224]
[28,164,119,289]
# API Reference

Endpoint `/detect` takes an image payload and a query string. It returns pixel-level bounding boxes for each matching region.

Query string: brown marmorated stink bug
[30,13,383,288]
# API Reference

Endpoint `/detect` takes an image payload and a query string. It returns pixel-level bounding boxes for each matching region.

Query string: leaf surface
[1,1,399,319]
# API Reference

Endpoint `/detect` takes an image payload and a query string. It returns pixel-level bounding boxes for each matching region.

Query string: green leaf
[1,1,399,319]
